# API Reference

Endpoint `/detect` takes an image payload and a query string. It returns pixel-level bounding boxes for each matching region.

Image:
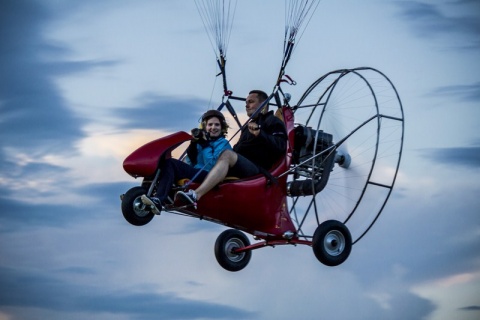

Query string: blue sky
[1,0,479,319]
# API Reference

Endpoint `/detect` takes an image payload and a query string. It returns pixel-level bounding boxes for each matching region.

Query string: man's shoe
[141,195,162,215]
[175,190,198,209]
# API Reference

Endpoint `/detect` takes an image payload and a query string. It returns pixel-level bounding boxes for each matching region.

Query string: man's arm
[257,131,286,155]
[256,116,287,154]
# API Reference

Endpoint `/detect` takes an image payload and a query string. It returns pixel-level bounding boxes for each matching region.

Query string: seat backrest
[269,106,295,176]
[276,106,295,152]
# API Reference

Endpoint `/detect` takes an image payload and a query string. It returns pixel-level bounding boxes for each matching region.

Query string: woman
[141,110,231,214]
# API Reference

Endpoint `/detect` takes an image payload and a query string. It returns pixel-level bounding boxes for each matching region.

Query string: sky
[0,0,479,319]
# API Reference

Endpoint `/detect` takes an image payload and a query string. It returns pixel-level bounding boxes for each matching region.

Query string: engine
[288,125,336,196]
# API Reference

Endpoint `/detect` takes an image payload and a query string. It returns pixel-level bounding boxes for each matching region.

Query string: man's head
[245,90,269,117]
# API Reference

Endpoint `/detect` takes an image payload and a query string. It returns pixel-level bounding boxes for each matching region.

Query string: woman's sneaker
[141,195,162,215]
[175,190,198,209]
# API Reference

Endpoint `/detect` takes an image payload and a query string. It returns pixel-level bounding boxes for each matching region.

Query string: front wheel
[121,186,154,226]
[312,220,352,266]
[214,229,251,272]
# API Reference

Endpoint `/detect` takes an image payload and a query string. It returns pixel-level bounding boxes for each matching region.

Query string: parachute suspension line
[277,0,321,86]
[207,68,219,109]
[285,0,321,45]
[194,0,237,57]
[194,0,237,96]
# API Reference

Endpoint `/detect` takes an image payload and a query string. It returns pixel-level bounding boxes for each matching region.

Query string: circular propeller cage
[288,67,404,244]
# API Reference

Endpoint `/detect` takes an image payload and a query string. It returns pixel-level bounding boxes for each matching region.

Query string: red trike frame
[123,107,309,250]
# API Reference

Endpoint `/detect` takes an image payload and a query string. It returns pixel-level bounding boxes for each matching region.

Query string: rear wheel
[214,229,251,272]
[121,186,154,226]
[312,220,352,266]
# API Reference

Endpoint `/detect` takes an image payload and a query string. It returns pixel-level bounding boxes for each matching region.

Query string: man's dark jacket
[233,110,287,170]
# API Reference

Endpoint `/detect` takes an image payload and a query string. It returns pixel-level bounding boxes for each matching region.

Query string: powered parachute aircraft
[120,0,405,272]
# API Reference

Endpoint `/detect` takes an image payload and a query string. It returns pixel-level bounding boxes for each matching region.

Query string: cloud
[0,266,255,320]
[393,1,480,49]
[0,154,68,182]
[459,305,480,311]
[381,292,436,320]
[346,176,480,288]
[115,93,212,131]
[419,144,480,168]
[0,0,88,155]
[0,181,133,231]
[0,196,84,231]
[1,1,479,320]
[429,82,480,102]
[0,0,121,166]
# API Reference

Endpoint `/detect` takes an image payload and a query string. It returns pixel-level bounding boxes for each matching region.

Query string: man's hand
[248,122,261,137]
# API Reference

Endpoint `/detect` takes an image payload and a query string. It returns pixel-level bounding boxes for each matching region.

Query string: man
[176,90,287,206]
